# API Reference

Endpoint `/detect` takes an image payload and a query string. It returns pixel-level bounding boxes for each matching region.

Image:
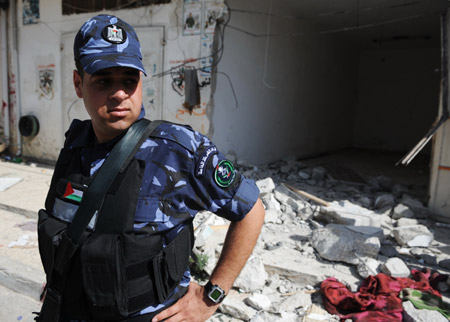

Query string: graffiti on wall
[204,2,223,34]
[183,3,202,36]
[23,0,39,25]
[38,64,55,100]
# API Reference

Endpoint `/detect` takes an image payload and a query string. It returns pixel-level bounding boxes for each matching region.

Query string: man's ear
[73,70,83,98]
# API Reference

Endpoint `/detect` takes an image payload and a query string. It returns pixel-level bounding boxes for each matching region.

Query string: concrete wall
[14,0,216,162]
[354,47,441,153]
[429,9,450,217]
[211,0,359,165]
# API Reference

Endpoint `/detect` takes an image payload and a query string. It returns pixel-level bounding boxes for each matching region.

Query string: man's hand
[152,281,219,322]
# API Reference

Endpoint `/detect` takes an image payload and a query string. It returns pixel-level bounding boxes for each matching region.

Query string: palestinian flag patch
[63,182,83,203]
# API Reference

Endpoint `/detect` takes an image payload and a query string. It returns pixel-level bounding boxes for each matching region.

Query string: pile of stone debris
[193,156,450,322]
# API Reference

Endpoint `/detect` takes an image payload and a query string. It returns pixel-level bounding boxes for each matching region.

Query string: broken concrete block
[392,204,414,220]
[380,244,399,257]
[287,197,305,212]
[303,304,340,322]
[256,177,276,195]
[310,224,381,265]
[263,249,359,289]
[402,300,448,322]
[208,313,243,322]
[274,185,295,205]
[261,193,281,211]
[264,209,280,224]
[245,293,272,311]
[374,194,395,210]
[194,225,214,248]
[396,218,419,227]
[393,225,434,247]
[234,256,267,292]
[410,248,438,265]
[281,211,296,224]
[357,257,380,279]
[401,194,424,208]
[438,255,450,270]
[380,257,410,278]
[318,201,382,227]
[345,225,384,240]
[379,213,395,236]
[356,196,372,209]
[278,291,312,312]
[250,312,282,322]
[298,170,310,180]
[279,312,301,322]
[220,290,256,321]
[400,195,430,219]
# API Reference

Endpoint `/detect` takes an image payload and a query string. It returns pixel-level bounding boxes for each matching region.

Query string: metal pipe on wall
[1,8,10,151]
[6,0,21,156]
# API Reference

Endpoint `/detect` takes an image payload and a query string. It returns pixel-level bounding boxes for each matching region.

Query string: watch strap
[204,281,226,304]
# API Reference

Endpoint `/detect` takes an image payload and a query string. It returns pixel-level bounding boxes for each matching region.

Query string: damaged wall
[14,0,218,162]
[354,47,441,152]
[211,0,359,165]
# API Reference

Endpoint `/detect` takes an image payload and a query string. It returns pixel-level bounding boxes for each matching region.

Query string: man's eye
[96,78,110,85]
[124,78,138,85]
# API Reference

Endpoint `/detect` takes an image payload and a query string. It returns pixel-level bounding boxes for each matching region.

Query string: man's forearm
[209,198,265,293]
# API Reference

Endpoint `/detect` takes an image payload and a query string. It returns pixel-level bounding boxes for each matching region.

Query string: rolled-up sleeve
[187,134,260,222]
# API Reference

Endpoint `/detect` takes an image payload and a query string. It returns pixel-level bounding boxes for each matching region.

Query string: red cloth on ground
[320,269,443,321]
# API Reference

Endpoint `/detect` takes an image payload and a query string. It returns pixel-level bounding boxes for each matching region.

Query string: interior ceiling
[281,0,450,48]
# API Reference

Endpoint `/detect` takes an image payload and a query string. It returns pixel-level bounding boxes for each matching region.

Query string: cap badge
[102,24,126,44]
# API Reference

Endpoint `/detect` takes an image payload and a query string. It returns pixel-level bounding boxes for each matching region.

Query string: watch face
[210,288,222,301]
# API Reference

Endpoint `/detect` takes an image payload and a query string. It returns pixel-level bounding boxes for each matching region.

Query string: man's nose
[109,85,129,102]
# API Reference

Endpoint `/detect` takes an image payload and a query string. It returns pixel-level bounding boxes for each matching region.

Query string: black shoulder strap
[66,118,163,244]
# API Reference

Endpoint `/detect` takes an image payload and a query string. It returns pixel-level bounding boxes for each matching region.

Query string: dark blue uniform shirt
[63,115,260,316]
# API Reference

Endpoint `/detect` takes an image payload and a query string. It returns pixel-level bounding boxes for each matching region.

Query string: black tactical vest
[37,121,193,321]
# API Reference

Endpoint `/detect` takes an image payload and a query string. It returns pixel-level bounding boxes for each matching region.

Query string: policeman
[37,14,265,322]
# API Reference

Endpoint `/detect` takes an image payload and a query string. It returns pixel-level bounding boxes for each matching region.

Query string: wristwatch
[204,281,226,304]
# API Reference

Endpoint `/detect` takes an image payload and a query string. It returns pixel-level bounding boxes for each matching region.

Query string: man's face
[73,66,143,143]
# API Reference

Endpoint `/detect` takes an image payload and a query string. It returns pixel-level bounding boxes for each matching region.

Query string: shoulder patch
[214,160,236,188]
[150,122,198,153]
[196,145,218,177]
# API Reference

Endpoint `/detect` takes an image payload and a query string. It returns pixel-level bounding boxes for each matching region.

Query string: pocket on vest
[152,226,192,303]
[80,234,128,320]
[37,209,67,277]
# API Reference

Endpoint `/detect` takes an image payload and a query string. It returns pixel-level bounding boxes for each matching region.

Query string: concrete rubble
[193,156,450,321]
[1,156,450,321]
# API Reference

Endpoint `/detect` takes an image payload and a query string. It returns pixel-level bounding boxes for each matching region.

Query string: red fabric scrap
[320,269,444,322]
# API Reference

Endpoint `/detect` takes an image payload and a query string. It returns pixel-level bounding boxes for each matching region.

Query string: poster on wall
[203,2,224,34]
[200,34,213,76]
[38,64,55,100]
[23,0,39,25]
[183,3,202,36]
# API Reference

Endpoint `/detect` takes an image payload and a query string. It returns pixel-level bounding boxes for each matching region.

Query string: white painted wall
[13,0,442,168]
[354,47,441,153]
[16,0,216,162]
[211,0,359,165]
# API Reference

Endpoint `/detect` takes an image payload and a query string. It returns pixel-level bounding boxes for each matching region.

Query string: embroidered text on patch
[196,146,217,176]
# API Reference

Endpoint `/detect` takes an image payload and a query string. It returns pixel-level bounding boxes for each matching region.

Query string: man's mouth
[108,108,129,117]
